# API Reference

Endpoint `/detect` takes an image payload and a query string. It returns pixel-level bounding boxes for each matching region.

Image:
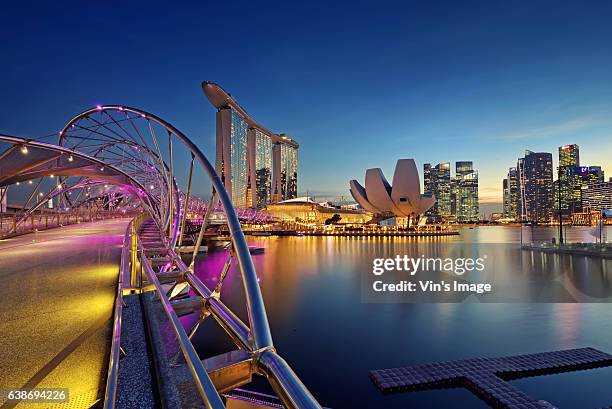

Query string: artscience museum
[350,159,435,222]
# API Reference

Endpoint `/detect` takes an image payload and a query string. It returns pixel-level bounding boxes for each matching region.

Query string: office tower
[203,81,299,208]
[424,162,451,221]
[423,163,432,195]
[518,150,553,223]
[581,180,612,212]
[454,161,479,223]
[559,144,579,167]
[558,165,605,215]
[503,178,509,217]
[557,144,580,216]
[504,167,520,220]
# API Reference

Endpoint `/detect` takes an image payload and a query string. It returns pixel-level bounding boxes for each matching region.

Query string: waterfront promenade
[0,219,129,408]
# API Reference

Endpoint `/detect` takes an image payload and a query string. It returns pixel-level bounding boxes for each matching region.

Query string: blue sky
[2,1,612,212]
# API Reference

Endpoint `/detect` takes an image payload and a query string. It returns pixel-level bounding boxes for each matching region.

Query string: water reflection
[191,226,612,408]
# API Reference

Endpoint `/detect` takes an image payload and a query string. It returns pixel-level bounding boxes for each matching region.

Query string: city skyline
[1,2,612,212]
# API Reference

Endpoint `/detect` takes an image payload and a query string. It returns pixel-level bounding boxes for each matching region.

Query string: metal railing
[113,216,321,408]
[140,253,225,408]
[103,217,134,409]
[0,209,130,238]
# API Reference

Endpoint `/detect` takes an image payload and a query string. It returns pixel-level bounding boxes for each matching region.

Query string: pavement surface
[0,219,130,409]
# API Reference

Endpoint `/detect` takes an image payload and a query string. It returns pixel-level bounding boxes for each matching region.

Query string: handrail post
[131,221,138,288]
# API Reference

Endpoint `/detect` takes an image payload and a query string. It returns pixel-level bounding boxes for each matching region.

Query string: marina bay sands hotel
[202,81,298,209]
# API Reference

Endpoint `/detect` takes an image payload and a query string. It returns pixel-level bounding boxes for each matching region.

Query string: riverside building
[202,81,298,208]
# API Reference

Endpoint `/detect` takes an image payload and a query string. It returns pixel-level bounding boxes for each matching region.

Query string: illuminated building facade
[581,180,612,212]
[425,161,479,223]
[265,197,372,224]
[557,144,580,216]
[555,145,605,216]
[248,128,273,208]
[273,141,298,202]
[559,144,579,167]
[503,167,520,220]
[454,161,479,223]
[203,81,299,208]
[214,109,249,208]
[424,162,451,222]
[518,150,553,223]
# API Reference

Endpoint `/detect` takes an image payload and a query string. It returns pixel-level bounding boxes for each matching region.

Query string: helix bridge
[0,105,321,408]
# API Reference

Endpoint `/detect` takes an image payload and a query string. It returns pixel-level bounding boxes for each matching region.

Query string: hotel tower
[202,82,298,208]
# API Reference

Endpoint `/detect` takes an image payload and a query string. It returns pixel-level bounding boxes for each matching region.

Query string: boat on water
[248,246,265,254]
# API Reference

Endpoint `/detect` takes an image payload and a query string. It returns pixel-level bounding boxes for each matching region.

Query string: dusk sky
[2,1,612,214]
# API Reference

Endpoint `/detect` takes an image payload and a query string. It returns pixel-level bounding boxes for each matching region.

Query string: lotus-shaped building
[350,159,435,219]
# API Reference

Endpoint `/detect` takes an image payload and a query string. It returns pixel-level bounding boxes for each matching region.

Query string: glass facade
[555,142,604,217]
[424,162,451,222]
[280,143,298,200]
[503,167,520,220]
[559,144,579,167]
[582,181,612,212]
[230,110,248,208]
[454,161,479,223]
[557,144,580,216]
[254,129,273,208]
[519,150,553,223]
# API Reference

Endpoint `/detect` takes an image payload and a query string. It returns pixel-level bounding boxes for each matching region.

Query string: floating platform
[522,243,612,259]
[370,347,612,409]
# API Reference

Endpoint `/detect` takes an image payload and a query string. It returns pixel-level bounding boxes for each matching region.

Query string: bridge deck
[0,219,130,408]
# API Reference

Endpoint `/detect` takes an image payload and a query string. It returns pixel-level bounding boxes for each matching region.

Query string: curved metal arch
[0,134,158,220]
[59,105,274,348]
[58,107,182,248]
[12,106,322,408]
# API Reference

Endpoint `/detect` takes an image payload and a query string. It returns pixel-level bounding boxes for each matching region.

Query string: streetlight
[20,145,28,154]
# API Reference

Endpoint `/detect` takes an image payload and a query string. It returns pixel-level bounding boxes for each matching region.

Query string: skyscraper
[558,165,605,215]
[273,139,298,202]
[502,178,509,217]
[215,109,249,208]
[559,144,579,167]
[581,180,612,212]
[248,128,273,208]
[203,81,299,208]
[423,163,432,196]
[503,167,520,220]
[424,162,451,222]
[518,150,553,223]
[454,161,479,223]
[557,144,580,216]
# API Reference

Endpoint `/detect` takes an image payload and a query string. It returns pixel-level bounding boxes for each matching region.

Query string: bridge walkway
[0,219,131,409]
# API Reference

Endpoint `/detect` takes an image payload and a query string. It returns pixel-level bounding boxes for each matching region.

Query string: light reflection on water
[190,226,612,408]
